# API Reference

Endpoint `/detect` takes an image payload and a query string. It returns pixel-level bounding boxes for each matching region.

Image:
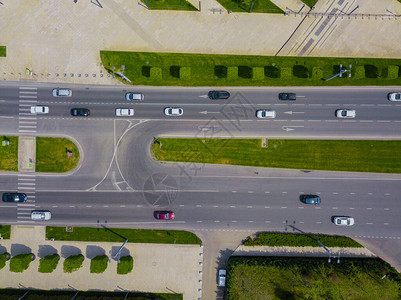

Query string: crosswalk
[18,87,38,133]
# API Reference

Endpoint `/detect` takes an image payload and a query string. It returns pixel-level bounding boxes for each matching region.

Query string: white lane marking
[69,205,75,208]
[299,221,304,224]
[384,223,389,225]
[282,191,287,194]
[264,206,270,208]
[19,95,37,99]
[86,205,92,207]
[265,191,270,194]
[265,221,270,223]
[384,208,390,210]
[385,193,390,196]
[19,87,37,90]
[316,221,322,224]
[349,207,355,210]
[247,191,254,194]
[232,220,237,223]
[298,207,304,209]
[179,205,184,207]
[332,207,338,209]
[213,205,219,208]
[196,205,202,207]
[366,222,373,225]
[137,205,143,207]
[366,208,372,210]
[18,130,36,133]
[214,220,220,223]
[248,221,254,223]
[281,206,287,209]
[368,193,373,195]
[232,191,237,193]
[197,221,202,223]
[120,205,126,207]
[230,206,236,208]
[332,192,339,194]
[103,205,109,207]
[315,207,321,209]
[247,206,253,208]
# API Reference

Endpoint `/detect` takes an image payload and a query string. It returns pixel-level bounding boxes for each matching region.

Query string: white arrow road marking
[284,111,305,115]
[281,125,305,131]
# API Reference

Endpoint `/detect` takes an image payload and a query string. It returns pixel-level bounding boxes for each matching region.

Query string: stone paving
[0,226,204,299]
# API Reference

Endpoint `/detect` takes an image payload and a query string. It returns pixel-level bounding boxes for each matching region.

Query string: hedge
[150,67,162,80]
[312,67,323,79]
[117,255,133,275]
[63,254,84,273]
[10,254,33,273]
[280,67,291,79]
[354,65,365,79]
[179,67,191,80]
[252,67,264,80]
[387,65,399,79]
[227,66,238,80]
[243,232,363,248]
[38,254,59,273]
[90,255,108,274]
[0,253,7,270]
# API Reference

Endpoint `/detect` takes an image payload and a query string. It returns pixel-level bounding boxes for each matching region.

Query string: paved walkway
[1,0,400,84]
[0,226,203,299]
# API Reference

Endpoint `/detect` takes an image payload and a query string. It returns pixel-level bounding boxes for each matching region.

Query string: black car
[300,195,321,205]
[278,93,296,100]
[208,91,230,100]
[2,192,27,203]
[70,108,90,117]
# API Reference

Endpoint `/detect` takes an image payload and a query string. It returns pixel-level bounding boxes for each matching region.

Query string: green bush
[38,254,59,273]
[63,254,84,273]
[179,67,191,80]
[243,232,363,248]
[264,66,280,78]
[10,254,33,273]
[280,67,292,79]
[293,65,309,78]
[312,67,323,79]
[150,67,162,80]
[386,65,399,79]
[227,66,238,80]
[252,67,264,80]
[90,255,108,274]
[354,65,365,79]
[117,256,133,275]
[0,253,7,270]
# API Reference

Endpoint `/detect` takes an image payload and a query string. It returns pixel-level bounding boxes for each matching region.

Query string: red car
[154,211,175,220]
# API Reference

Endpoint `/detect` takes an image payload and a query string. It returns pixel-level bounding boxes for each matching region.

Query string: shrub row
[140,64,400,80]
[1,253,133,274]
[243,232,363,248]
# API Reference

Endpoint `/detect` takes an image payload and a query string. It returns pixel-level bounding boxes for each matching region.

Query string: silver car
[164,107,183,116]
[256,109,276,119]
[336,109,356,118]
[30,105,49,114]
[333,216,354,226]
[388,92,401,101]
[52,88,72,97]
[115,108,134,116]
[125,92,144,101]
[31,210,52,221]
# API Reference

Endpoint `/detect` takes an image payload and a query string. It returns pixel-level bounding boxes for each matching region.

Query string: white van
[31,210,52,221]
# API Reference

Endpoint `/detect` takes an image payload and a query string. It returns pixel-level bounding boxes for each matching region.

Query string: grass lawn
[46,226,202,245]
[215,0,283,13]
[301,0,318,8]
[36,137,79,172]
[0,46,6,57]
[0,225,11,239]
[152,139,401,173]
[0,136,18,171]
[100,51,401,86]
[227,257,401,299]
[143,0,198,10]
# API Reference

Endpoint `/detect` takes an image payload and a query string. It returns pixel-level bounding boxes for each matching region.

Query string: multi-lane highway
[0,81,400,240]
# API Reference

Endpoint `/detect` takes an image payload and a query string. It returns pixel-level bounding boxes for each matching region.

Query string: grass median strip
[0,46,6,57]
[0,136,18,171]
[152,138,401,173]
[36,137,79,173]
[46,226,202,245]
[100,51,401,86]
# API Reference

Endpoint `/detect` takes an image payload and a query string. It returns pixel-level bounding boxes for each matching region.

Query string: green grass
[0,254,7,270]
[215,0,283,13]
[152,139,401,173]
[244,232,363,248]
[117,255,134,275]
[301,0,317,7]
[9,254,33,273]
[36,137,80,172]
[0,136,18,171]
[38,254,59,273]
[63,254,84,273]
[100,51,401,86]
[90,255,108,274]
[0,225,11,239]
[142,0,198,10]
[0,46,5,57]
[46,226,202,245]
[227,257,401,300]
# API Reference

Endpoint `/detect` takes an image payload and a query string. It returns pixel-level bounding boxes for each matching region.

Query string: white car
[125,92,144,101]
[336,109,356,118]
[256,109,276,119]
[388,92,401,101]
[31,210,51,221]
[164,107,183,116]
[218,269,226,287]
[115,108,134,116]
[333,216,354,226]
[30,105,49,114]
[52,88,72,97]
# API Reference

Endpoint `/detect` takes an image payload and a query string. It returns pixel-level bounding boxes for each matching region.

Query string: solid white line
[0,205,17,208]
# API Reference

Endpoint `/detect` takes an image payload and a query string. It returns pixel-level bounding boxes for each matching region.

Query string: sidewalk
[0,226,203,299]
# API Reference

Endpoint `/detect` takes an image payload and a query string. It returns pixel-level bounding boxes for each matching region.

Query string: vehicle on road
[115,108,134,116]
[125,92,144,101]
[154,211,175,220]
[208,91,230,100]
[31,210,51,221]
[388,92,401,101]
[256,109,276,119]
[218,269,226,287]
[30,105,49,114]
[70,108,90,117]
[336,109,356,118]
[278,93,296,100]
[164,107,183,116]
[2,192,27,203]
[333,216,354,226]
[52,88,72,97]
[300,195,321,205]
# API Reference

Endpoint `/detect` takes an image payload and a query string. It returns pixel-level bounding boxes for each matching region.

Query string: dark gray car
[2,193,27,202]
[300,195,321,205]
[208,91,230,100]
[279,93,296,100]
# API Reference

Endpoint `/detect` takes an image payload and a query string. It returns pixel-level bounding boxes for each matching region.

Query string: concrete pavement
[1,0,400,84]
[0,225,204,299]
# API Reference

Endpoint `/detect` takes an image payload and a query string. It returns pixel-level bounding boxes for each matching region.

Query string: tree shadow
[10,244,31,256]
[61,245,81,258]
[38,245,57,259]
[86,245,105,259]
